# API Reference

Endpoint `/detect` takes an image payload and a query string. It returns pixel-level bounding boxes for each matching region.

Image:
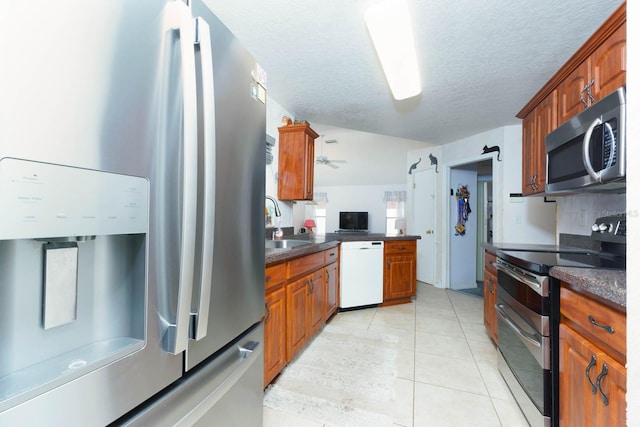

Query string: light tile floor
[264,282,530,427]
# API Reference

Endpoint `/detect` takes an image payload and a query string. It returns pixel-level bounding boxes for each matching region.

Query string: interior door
[413,167,436,284]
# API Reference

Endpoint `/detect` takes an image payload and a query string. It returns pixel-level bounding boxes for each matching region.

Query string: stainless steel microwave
[545,87,626,194]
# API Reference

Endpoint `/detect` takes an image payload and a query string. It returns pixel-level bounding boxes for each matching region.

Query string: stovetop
[497,249,626,275]
[496,215,626,275]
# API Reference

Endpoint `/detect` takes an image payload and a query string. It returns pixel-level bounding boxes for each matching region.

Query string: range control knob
[595,223,611,233]
[591,223,600,232]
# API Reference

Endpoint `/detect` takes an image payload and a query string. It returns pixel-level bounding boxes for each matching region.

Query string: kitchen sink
[265,239,311,249]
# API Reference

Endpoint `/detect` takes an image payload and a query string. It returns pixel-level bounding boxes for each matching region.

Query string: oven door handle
[493,261,545,294]
[495,303,542,348]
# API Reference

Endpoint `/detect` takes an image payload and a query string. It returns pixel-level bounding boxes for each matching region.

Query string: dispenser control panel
[0,158,149,239]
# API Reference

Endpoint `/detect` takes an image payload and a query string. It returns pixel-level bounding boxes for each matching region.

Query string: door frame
[441,155,498,290]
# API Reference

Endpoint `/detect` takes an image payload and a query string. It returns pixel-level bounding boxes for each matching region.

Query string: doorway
[448,159,493,295]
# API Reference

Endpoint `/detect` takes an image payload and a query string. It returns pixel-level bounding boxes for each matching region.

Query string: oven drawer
[496,299,550,370]
[560,286,626,362]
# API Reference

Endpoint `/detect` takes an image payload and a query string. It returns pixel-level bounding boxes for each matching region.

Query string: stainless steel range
[494,215,626,427]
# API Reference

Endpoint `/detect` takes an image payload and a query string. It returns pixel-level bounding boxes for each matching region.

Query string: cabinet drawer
[560,286,626,362]
[265,263,286,291]
[324,247,339,264]
[384,240,416,255]
[288,251,324,279]
[484,251,497,276]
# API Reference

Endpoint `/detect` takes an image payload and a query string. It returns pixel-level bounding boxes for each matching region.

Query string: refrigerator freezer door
[186,1,266,371]
[118,324,264,427]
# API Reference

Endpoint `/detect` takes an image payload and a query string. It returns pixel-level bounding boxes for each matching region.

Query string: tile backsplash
[556,193,625,237]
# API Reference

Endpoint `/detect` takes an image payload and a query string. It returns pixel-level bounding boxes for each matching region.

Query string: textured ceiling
[203,0,623,145]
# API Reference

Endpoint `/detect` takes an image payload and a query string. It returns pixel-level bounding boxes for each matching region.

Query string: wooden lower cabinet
[285,275,311,361]
[383,241,416,305]
[263,286,286,388]
[309,269,325,337]
[559,324,626,426]
[482,250,498,343]
[483,268,497,343]
[325,261,338,320]
[559,284,626,426]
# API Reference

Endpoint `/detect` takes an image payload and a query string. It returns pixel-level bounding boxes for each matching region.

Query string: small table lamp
[303,219,317,234]
[394,218,406,235]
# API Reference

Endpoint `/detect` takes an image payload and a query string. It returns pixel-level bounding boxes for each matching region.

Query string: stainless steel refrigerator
[0,1,265,426]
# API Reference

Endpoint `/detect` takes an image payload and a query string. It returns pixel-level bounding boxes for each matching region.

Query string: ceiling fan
[315,155,347,169]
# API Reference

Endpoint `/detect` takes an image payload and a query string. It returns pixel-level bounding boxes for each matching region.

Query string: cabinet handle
[387,259,391,269]
[307,278,313,295]
[596,364,609,406]
[585,355,598,395]
[580,83,589,107]
[588,315,614,334]
[329,252,335,257]
[587,79,595,104]
[264,301,271,324]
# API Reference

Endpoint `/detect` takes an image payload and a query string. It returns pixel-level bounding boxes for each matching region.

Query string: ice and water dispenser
[0,158,149,410]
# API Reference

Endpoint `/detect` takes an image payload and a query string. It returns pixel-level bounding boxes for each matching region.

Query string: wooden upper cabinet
[557,23,626,126]
[590,22,626,102]
[557,61,590,126]
[522,91,556,195]
[518,1,625,195]
[277,123,319,201]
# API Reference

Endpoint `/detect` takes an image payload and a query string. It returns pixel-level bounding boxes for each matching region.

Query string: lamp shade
[303,219,317,228]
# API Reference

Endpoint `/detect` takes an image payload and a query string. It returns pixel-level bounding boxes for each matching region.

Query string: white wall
[314,184,405,234]
[407,125,556,288]
[449,169,478,289]
[265,96,295,228]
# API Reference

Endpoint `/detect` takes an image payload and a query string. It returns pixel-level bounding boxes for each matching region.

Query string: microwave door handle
[191,16,216,341]
[603,122,616,170]
[163,1,198,355]
[582,116,603,182]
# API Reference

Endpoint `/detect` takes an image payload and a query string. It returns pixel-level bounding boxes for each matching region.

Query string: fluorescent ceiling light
[365,0,421,100]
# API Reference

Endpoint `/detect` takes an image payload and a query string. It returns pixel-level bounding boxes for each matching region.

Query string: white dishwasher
[339,241,384,309]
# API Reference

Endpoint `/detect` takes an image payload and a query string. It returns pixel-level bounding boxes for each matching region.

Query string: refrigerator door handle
[164,0,198,355]
[191,16,216,341]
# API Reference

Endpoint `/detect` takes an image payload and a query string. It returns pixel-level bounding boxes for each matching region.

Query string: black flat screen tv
[339,211,368,231]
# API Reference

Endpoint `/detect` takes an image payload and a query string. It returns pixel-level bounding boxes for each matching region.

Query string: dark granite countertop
[265,233,420,265]
[550,267,626,310]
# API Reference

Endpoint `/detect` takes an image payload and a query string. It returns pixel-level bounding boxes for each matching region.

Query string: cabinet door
[384,254,416,300]
[557,60,591,126]
[286,276,310,361]
[521,110,537,195]
[309,269,325,336]
[522,92,556,195]
[264,286,286,387]
[590,23,626,102]
[559,324,627,427]
[560,324,597,426]
[303,132,315,200]
[277,124,318,201]
[483,269,497,343]
[325,262,338,320]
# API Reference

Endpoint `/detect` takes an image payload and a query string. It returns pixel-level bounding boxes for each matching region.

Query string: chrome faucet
[265,196,283,239]
[265,196,282,217]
